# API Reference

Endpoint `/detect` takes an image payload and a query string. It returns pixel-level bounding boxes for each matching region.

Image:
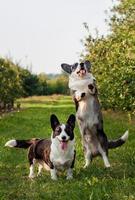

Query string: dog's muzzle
[77,66,86,77]
[58,136,69,151]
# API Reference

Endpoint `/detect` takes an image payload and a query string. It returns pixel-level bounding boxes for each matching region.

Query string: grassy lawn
[0,95,135,200]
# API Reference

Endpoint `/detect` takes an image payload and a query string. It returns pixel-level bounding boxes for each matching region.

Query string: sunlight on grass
[0,95,135,200]
[18,95,74,108]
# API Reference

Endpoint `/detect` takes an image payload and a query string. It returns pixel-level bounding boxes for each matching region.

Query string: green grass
[0,96,135,200]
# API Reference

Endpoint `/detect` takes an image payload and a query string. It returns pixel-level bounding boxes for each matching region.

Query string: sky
[0,0,116,74]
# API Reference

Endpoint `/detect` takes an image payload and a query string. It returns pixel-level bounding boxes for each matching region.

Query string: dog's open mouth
[59,139,69,150]
[77,69,86,77]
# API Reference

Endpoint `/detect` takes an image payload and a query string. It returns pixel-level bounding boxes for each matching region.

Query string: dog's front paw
[83,164,89,169]
[88,84,97,95]
[75,91,85,101]
[105,164,111,168]
[66,168,73,180]
[51,169,57,181]
[75,93,81,101]
[66,175,73,180]
[28,174,35,179]
[37,172,42,177]
[83,162,90,169]
[51,176,58,181]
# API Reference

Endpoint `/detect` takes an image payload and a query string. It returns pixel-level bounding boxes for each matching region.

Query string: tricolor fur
[5,114,76,180]
[61,60,128,168]
[61,60,96,92]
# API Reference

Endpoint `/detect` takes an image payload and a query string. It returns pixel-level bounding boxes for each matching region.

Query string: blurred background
[0,0,134,115]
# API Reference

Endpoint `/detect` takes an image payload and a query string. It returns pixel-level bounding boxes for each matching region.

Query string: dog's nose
[80,63,85,70]
[61,136,66,140]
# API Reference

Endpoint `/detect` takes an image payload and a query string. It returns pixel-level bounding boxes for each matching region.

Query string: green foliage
[0,96,135,200]
[0,58,23,110]
[47,74,69,95]
[82,0,135,114]
[0,58,69,112]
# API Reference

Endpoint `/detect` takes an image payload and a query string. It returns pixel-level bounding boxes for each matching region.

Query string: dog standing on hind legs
[61,61,128,168]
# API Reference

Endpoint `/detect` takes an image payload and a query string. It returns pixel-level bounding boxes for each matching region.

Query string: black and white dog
[62,60,95,92]
[5,114,76,180]
[61,61,128,168]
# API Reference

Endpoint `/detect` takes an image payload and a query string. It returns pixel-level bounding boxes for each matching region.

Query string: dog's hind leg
[82,132,92,168]
[37,164,43,176]
[28,145,36,178]
[83,144,92,168]
[98,145,110,168]
[84,151,92,168]
[28,159,36,178]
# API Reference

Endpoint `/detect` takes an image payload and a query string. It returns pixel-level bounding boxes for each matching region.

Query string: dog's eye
[65,126,72,135]
[65,127,74,140]
[55,127,61,133]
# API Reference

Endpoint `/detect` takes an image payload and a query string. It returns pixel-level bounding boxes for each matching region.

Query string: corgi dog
[61,60,95,92]
[5,114,76,180]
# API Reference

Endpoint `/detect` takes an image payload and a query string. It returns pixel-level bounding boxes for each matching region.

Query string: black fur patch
[65,124,74,140]
[28,139,54,169]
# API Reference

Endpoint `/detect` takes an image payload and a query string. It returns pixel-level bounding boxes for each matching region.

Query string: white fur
[76,95,98,129]
[50,169,57,180]
[37,164,43,176]
[50,138,75,169]
[121,130,129,141]
[56,124,70,142]
[98,145,110,168]
[75,90,84,102]
[50,125,75,176]
[43,163,50,171]
[83,148,91,168]
[5,139,17,147]
[69,73,95,91]
[66,168,73,180]
[29,159,37,178]
[29,164,35,178]
[5,125,75,180]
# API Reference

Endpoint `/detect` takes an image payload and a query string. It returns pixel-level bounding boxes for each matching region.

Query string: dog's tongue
[61,141,68,150]
[80,70,86,76]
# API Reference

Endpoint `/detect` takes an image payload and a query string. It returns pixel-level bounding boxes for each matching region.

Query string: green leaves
[0,58,23,109]
[82,0,135,114]
[0,57,69,112]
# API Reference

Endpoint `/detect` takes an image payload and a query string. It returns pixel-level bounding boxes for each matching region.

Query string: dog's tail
[5,138,40,149]
[108,130,128,149]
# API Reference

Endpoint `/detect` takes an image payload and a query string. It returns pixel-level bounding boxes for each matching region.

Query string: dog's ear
[67,114,76,130]
[72,63,78,71]
[61,63,72,74]
[50,114,60,131]
[84,60,91,72]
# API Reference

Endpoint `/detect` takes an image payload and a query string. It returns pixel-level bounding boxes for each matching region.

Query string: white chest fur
[69,74,95,91]
[50,139,75,170]
[77,97,98,128]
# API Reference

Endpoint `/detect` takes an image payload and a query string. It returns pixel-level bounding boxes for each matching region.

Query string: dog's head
[61,60,91,78]
[50,114,76,150]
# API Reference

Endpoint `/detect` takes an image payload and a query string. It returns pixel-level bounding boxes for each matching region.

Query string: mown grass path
[0,96,135,200]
